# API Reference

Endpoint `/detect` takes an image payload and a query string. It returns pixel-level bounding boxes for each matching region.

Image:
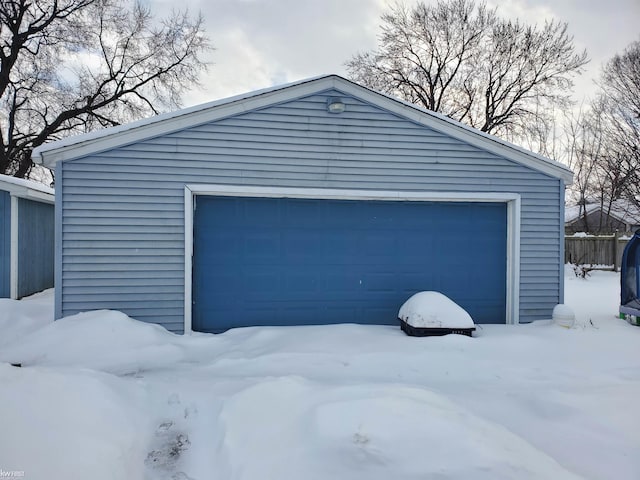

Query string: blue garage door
[193,196,507,332]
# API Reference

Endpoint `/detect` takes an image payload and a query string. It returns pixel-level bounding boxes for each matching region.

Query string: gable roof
[0,174,54,203]
[565,200,640,225]
[32,75,573,184]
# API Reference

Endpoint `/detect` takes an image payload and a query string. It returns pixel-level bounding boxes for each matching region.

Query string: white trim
[506,196,521,324]
[33,75,572,183]
[10,195,18,299]
[0,179,54,204]
[185,184,519,202]
[559,182,566,304]
[184,187,195,334]
[183,184,521,333]
[54,164,64,319]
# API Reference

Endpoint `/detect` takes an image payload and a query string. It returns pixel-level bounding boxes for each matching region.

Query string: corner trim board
[559,181,566,303]
[54,164,63,319]
[9,195,18,299]
[183,184,521,334]
[183,186,195,334]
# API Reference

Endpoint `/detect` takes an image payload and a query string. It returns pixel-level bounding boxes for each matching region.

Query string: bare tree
[347,1,492,115]
[563,109,600,206]
[601,40,640,122]
[346,0,587,149]
[598,40,640,204]
[562,40,640,233]
[0,0,210,178]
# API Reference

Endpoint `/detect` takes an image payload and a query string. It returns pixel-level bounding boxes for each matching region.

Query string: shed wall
[0,191,10,298]
[17,198,54,298]
[58,89,563,332]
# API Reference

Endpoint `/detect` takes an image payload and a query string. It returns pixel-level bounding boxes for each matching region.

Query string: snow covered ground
[1,267,639,479]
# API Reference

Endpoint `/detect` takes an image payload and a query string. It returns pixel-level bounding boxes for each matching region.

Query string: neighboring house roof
[32,74,574,184]
[565,200,640,225]
[0,174,54,203]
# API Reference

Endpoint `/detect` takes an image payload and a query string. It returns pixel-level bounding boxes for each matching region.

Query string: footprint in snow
[145,419,191,474]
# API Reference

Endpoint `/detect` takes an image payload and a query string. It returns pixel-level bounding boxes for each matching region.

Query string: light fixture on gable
[326,97,346,114]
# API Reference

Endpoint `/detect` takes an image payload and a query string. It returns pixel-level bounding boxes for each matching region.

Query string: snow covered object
[398,291,476,337]
[620,229,640,326]
[552,304,576,328]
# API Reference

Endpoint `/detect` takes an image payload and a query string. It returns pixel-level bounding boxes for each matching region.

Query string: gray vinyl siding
[17,198,54,298]
[58,89,562,332]
[0,191,9,298]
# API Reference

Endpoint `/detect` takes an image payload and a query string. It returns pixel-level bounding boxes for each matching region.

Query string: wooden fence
[565,235,630,270]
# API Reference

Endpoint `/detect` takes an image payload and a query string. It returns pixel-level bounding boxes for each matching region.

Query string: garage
[192,193,507,332]
[0,174,55,299]
[33,74,573,333]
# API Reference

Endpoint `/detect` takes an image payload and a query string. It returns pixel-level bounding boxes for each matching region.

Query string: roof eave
[32,75,574,184]
[331,80,573,184]
[0,181,55,203]
[33,76,343,168]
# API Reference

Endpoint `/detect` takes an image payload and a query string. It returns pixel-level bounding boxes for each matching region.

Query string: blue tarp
[620,230,640,316]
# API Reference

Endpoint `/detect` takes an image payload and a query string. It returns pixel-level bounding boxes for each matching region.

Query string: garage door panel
[362,232,397,256]
[319,233,360,260]
[362,307,398,324]
[325,272,362,292]
[324,202,361,228]
[193,196,507,332]
[205,272,242,293]
[243,199,279,225]
[325,306,358,323]
[205,232,241,257]
[284,231,328,259]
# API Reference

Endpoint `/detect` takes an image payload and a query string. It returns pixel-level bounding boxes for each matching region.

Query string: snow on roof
[32,74,573,183]
[0,173,54,202]
[565,204,584,223]
[565,200,640,224]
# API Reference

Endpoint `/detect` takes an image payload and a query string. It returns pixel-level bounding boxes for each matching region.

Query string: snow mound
[398,291,474,328]
[219,377,582,480]
[0,289,53,347]
[0,309,185,375]
[0,364,149,480]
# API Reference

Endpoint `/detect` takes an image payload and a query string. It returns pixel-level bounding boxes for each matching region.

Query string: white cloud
[486,0,556,22]
[151,0,639,107]
[487,0,640,102]
[181,0,387,103]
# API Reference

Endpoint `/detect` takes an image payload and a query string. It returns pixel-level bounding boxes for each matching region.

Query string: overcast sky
[153,0,639,109]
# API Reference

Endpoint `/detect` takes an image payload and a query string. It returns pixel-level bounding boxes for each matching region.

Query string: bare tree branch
[0,0,211,177]
[345,0,587,151]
